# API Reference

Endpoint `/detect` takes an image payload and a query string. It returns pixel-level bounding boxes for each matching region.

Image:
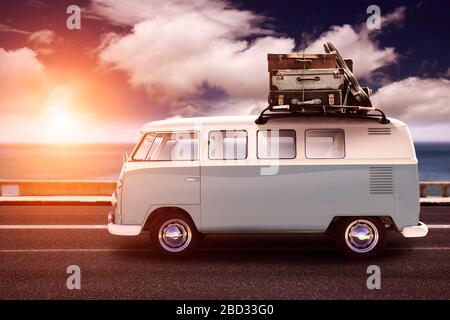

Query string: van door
[121,131,200,225]
[201,129,302,231]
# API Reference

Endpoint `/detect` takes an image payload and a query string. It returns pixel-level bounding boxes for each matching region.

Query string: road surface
[0,205,449,299]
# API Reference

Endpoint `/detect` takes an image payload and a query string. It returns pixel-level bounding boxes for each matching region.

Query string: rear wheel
[150,212,198,257]
[335,217,386,258]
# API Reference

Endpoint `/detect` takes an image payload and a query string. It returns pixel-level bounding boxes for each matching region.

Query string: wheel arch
[143,206,198,231]
[326,215,398,235]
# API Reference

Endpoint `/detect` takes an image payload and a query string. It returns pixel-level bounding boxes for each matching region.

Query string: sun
[42,103,82,143]
[38,85,89,143]
[51,108,76,132]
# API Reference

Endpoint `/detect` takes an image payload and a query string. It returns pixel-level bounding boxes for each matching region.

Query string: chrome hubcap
[345,219,379,253]
[158,219,192,252]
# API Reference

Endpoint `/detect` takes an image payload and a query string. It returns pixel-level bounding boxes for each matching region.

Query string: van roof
[141,115,406,132]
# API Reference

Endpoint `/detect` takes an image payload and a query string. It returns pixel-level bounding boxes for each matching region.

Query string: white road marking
[0,225,107,229]
[0,247,449,253]
[427,224,450,229]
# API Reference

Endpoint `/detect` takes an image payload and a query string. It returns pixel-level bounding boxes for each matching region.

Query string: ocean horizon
[0,142,449,181]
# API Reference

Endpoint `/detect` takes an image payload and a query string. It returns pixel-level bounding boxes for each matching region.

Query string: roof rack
[255,105,390,125]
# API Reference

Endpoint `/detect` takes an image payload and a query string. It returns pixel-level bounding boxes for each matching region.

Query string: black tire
[335,217,386,258]
[150,211,198,257]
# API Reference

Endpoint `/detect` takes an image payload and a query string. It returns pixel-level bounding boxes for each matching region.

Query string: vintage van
[107,115,428,258]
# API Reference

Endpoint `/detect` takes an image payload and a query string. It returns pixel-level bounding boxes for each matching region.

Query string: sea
[0,143,449,181]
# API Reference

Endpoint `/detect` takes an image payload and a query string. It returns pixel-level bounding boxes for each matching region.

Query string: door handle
[184,177,199,182]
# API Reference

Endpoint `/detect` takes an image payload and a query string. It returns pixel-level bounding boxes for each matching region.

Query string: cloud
[95,0,294,107]
[88,0,270,35]
[28,29,56,55]
[301,24,397,78]
[444,67,450,78]
[0,47,47,112]
[0,23,30,35]
[28,29,55,45]
[27,0,47,8]
[371,77,450,123]
[0,25,56,55]
[93,1,408,117]
[380,6,406,27]
[301,7,406,79]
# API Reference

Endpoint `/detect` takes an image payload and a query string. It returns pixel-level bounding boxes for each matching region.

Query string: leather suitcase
[268,89,343,108]
[270,68,345,91]
[268,53,336,71]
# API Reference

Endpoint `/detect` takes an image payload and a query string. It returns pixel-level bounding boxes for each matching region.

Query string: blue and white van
[108,115,428,258]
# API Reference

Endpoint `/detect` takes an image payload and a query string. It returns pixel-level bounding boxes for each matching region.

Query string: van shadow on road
[111,233,413,265]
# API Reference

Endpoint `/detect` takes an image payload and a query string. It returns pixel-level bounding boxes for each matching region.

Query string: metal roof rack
[255,105,390,125]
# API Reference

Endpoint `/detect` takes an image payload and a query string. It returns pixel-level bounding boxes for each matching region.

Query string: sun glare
[42,102,82,143]
[42,89,82,143]
[35,85,93,143]
[52,108,75,131]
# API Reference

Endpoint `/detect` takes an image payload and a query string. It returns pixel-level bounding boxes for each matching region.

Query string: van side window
[257,129,296,159]
[305,129,345,159]
[132,133,155,160]
[209,130,247,160]
[133,132,199,161]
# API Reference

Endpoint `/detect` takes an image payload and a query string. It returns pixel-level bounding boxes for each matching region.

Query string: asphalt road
[0,205,449,300]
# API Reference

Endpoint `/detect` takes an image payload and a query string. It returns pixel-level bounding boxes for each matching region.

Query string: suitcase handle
[296,76,320,81]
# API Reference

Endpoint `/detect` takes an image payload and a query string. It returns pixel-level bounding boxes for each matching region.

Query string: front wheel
[150,212,198,257]
[335,217,386,258]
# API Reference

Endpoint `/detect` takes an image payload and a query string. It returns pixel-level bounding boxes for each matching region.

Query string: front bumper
[107,211,142,236]
[401,221,428,238]
[107,222,142,236]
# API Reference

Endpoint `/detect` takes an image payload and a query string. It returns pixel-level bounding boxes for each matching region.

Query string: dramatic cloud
[94,0,293,109]
[371,77,450,123]
[301,6,406,79]
[93,1,407,117]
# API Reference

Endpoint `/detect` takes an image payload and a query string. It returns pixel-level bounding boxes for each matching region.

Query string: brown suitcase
[270,68,345,91]
[268,53,337,71]
[268,89,343,108]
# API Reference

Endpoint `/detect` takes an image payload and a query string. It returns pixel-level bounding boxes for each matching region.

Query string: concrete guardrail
[420,181,450,198]
[0,180,117,197]
[0,179,449,198]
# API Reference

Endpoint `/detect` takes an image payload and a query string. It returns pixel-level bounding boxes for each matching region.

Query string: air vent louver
[369,166,394,194]
[368,128,391,135]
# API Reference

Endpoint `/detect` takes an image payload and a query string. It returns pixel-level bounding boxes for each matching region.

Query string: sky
[0,0,449,143]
